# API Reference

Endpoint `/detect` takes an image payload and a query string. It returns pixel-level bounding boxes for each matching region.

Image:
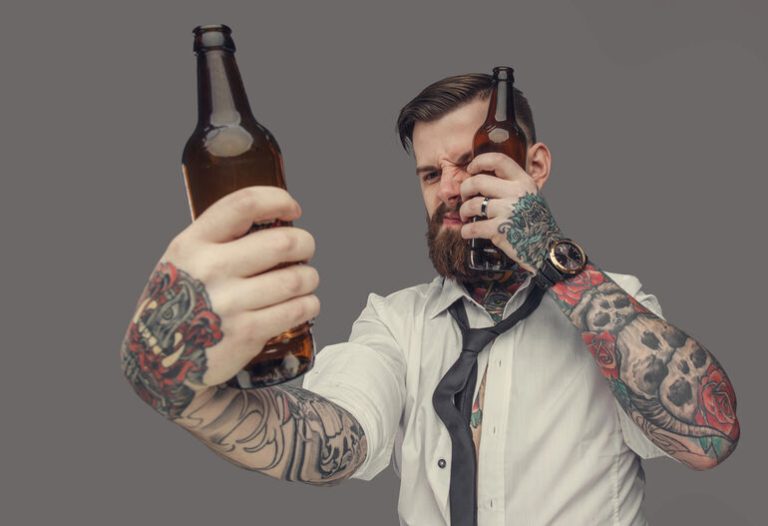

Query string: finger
[217,264,320,313]
[190,186,302,243]
[460,217,497,240]
[466,152,523,179]
[459,195,508,223]
[235,293,321,349]
[222,226,316,277]
[459,174,509,202]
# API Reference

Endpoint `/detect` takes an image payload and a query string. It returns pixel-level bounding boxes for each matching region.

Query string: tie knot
[462,328,498,354]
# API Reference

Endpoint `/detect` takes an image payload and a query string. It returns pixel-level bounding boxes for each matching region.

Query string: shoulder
[353,277,443,338]
[364,276,441,312]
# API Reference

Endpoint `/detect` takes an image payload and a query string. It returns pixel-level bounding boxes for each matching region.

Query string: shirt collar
[427,272,535,320]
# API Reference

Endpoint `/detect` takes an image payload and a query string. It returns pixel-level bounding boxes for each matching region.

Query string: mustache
[434,202,462,223]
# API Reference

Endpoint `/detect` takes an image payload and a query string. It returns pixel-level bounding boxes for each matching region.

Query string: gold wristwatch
[532,238,588,289]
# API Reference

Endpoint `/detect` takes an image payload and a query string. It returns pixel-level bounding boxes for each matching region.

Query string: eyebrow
[416,151,473,176]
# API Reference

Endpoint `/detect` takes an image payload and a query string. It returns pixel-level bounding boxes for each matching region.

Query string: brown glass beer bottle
[469,66,528,272]
[181,24,315,389]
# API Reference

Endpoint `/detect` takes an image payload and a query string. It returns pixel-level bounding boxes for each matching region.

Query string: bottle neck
[487,79,516,123]
[196,49,254,127]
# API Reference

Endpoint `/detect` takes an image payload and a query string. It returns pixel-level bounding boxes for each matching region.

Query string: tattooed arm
[175,385,368,486]
[119,260,368,485]
[119,258,368,485]
[457,153,740,470]
[547,265,740,470]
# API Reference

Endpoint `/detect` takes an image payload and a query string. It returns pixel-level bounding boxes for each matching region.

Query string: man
[121,73,740,525]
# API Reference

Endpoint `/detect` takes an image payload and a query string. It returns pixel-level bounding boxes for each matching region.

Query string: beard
[426,202,523,284]
[426,202,479,282]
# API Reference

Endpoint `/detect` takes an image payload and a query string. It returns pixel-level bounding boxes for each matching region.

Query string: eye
[422,172,439,183]
[162,304,178,320]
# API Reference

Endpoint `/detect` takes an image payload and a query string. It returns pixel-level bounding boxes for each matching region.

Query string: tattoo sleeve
[176,385,368,486]
[120,261,367,484]
[548,263,740,469]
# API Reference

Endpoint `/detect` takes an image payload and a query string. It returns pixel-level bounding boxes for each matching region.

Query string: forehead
[412,97,488,165]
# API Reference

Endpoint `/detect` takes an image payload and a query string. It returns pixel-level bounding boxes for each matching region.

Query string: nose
[436,164,469,209]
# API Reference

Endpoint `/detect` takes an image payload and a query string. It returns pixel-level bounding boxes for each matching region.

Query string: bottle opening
[492,66,515,82]
[193,24,236,53]
[193,24,232,34]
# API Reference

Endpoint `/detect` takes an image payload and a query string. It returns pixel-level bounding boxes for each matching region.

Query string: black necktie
[432,282,546,526]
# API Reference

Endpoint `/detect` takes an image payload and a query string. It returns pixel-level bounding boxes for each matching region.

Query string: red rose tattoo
[582,331,619,379]
[121,262,223,419]
[695,363,740,441]
[551,264,605,307]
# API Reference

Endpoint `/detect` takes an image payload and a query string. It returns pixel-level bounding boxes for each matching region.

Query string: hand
[120,186,320,419]
[457,152,564,273]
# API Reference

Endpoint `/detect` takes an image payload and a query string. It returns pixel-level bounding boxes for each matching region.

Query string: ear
[525,142,552,191]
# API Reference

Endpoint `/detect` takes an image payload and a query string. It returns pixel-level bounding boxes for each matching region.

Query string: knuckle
[241,318,265,347]
[485,152,502,164]
[231,186,291,215]
[165,233,205,273]
[166,233,187,259]
[232,186,258,209]
[234,313,259,342]
[199,254,229,282]
[283,269,303,294]
[273,230,296,253]
[211,292,235,317]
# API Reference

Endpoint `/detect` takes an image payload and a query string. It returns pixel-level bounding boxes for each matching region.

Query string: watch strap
[533,257,563,289]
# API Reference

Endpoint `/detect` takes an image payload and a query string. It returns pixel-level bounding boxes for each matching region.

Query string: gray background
[1,0,764,524]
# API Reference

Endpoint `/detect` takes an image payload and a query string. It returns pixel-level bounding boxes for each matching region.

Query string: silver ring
[479,196,490,219]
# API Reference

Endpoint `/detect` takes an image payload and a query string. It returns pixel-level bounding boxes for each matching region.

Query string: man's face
[412,97,493,281]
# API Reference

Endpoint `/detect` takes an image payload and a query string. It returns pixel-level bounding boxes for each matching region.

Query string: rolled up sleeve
[302,293,407,480]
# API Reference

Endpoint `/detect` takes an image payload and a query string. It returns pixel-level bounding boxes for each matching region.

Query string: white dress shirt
[302,271,679,526]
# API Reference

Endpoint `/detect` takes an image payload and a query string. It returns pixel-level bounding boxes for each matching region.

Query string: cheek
[421,189,438,217]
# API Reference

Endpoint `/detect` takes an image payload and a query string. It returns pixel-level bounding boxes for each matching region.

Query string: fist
[457,152,562,273]
[120,186,320,419]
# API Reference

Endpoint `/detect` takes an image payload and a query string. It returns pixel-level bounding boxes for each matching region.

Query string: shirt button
[438,458,447,469]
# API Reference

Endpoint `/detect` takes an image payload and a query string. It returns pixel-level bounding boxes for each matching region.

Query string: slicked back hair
[396,73,536,154]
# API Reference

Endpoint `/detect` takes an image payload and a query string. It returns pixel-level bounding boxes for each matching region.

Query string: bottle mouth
[193,24,232,34]
[193,24,235,53]
[492,66,515,81]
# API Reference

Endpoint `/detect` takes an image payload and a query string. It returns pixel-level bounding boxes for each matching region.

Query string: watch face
[550,239,587,274]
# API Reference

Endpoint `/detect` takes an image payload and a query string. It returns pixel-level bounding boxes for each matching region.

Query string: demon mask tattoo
[121,262,223,419]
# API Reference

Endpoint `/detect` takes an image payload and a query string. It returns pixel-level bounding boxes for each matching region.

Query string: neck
[462,265,530,322]
[196,49,254,126]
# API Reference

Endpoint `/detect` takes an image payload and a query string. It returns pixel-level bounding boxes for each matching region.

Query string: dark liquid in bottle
[469,66,528,272]
[182,25,315,389]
